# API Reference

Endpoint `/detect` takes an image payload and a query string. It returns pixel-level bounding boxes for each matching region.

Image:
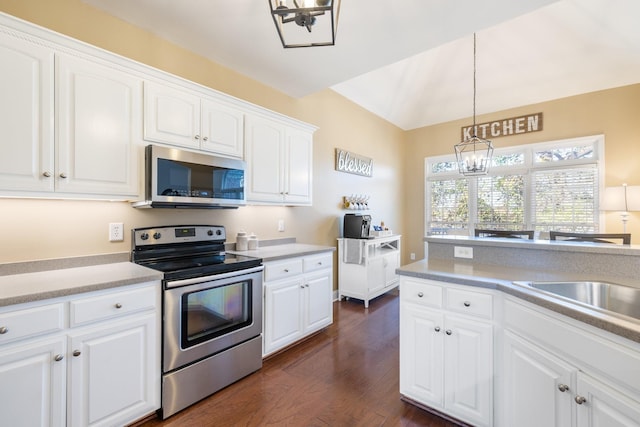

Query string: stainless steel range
[131,225,263,419]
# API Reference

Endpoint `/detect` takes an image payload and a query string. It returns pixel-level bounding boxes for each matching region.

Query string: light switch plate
[454,246,473,259]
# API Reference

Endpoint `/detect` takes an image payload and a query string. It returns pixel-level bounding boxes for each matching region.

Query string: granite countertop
[397,258,640,343]
[228,243,335,262]
[0,262,163,307]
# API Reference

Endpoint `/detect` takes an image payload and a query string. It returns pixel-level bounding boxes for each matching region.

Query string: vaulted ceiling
[83,0,640,130]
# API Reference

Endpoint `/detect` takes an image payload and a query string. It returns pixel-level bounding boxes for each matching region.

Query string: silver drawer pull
[0,326,7,335]
[558,384,570,392]
[417,292,424,298]
[115,303,122,309]
[73,350,81,357]
[445,329,452,336]
[575,395,587,405]
[463,301,471,307]
[54,354,64,362]
[434,326,441,332]
[284,269,289,273]
[42,171,51,178]
[59,172,68,179]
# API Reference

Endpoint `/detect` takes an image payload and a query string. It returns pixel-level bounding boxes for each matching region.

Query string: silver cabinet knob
[73,350,81,357]
[42,171,52,178]
[284,269,289,273]
[203,136,208,141]
[558,384,570,392]
[575,395,587,405]
[463,301,471,307]
[300,285,305,289]
[115,303,122,309]
[445,329,452,335]
[434,326,441,332]
[59,172,68,179]
[194,135,200,140]
[0,326,7,334]
[417,292,424,298]
[54,354,64,362]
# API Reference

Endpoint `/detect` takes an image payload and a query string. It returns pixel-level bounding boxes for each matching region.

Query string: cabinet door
[443,314,493,427]
[502,330,574,427]
[244,114,285,203]
[368,257,386,293]
[399,304,444,406]
[143,81,200,149]
[283,127,312,205]
[0,35,54,192]
[0,337,66,427]
[576,372,640,427]
[263,277,304,356]
[304,270,333,334]
[67,313,158,427]
[56,54,141,196]
[383,251,400,288]
[200,98,244,157]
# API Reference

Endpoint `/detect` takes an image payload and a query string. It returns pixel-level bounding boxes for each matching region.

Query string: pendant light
[268,0,341,48]
[454,33,494,176]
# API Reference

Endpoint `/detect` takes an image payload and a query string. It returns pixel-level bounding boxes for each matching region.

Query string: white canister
[248,233,259,250]
[236,231,248,251]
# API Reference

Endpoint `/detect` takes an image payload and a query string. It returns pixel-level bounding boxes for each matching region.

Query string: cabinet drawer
[303,253,332,273]
[264,258,303,282]
[0,303,65,343]
[70,285,157,327]
[401,278,442,308]
[445,288,493,319]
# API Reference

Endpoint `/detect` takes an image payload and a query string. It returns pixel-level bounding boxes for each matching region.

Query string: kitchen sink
[513,281,640,321]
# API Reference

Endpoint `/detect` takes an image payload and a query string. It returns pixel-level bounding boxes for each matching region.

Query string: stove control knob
[153,232,162,240]
[140,233,149,241]
[216,229,222,236]
[207,230,214,236]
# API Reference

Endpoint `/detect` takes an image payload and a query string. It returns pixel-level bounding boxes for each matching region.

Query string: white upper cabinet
[143,81,244,158]
[244,114,314,205]
[56,54,142,197]
[0,33,54,193]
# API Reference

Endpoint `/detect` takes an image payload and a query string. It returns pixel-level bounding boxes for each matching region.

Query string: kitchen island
[397,236,640,427]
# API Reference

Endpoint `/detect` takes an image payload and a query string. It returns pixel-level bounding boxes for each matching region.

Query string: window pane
[534,145,594,163]
[532,167,598,232]
[432,161,459,173]
[477,174,525,228]
[491,153,525,167]
[429,179,468,231]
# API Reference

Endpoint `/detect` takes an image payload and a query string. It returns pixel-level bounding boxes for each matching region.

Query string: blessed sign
[461,112,543,140]
[335,148,373,177]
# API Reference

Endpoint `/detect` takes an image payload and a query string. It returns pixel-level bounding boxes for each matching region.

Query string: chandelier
[454,33,494,176]
[268,0,341,48]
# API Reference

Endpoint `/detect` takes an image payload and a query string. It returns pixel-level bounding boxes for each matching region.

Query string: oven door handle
[165,265,264,289]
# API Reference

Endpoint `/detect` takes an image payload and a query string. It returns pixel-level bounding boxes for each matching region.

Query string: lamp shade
[601,186,628,211]
[626,186,640,211]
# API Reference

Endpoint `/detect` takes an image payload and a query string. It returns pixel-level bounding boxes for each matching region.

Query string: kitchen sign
[335,148,373,177]
[461,112,543,140]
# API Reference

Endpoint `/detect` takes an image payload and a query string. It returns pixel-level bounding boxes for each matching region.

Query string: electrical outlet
[278,219,285,232]
[109,222,124,242]
[410,252,416,260]
[454,246,473,259]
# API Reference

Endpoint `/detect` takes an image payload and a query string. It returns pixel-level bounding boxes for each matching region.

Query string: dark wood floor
[139,292,457,427]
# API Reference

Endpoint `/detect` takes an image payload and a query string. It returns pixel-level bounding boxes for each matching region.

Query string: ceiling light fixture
[268,0,341,48]
[454,33,494,176]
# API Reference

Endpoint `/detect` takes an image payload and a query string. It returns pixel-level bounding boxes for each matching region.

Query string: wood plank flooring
[139,292,457,427]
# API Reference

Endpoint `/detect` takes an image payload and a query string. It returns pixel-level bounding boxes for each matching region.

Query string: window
[425,135,604,235]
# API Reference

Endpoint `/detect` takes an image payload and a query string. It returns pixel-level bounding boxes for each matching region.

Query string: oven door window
[181,279,252,348]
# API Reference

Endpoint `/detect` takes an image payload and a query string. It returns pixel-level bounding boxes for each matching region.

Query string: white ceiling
[83,0,640,130]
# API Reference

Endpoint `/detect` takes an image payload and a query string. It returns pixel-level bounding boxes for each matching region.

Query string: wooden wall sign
[461,112,543,140]
[335,148,373,177]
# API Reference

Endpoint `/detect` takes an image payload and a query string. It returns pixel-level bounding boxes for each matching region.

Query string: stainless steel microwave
[132,145,246,209]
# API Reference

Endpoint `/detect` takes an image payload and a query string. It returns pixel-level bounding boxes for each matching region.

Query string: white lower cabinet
[399,277,493,427]
[263,253,333,357]
[0,282,160,427]
[501,297,640,427]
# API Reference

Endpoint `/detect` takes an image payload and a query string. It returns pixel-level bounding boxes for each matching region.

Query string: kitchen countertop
[0,262,163,307]
[397,258,640,343]
[228,242,335,262]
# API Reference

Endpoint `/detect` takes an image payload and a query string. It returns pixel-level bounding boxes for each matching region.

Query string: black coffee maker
[343,213,373,239]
